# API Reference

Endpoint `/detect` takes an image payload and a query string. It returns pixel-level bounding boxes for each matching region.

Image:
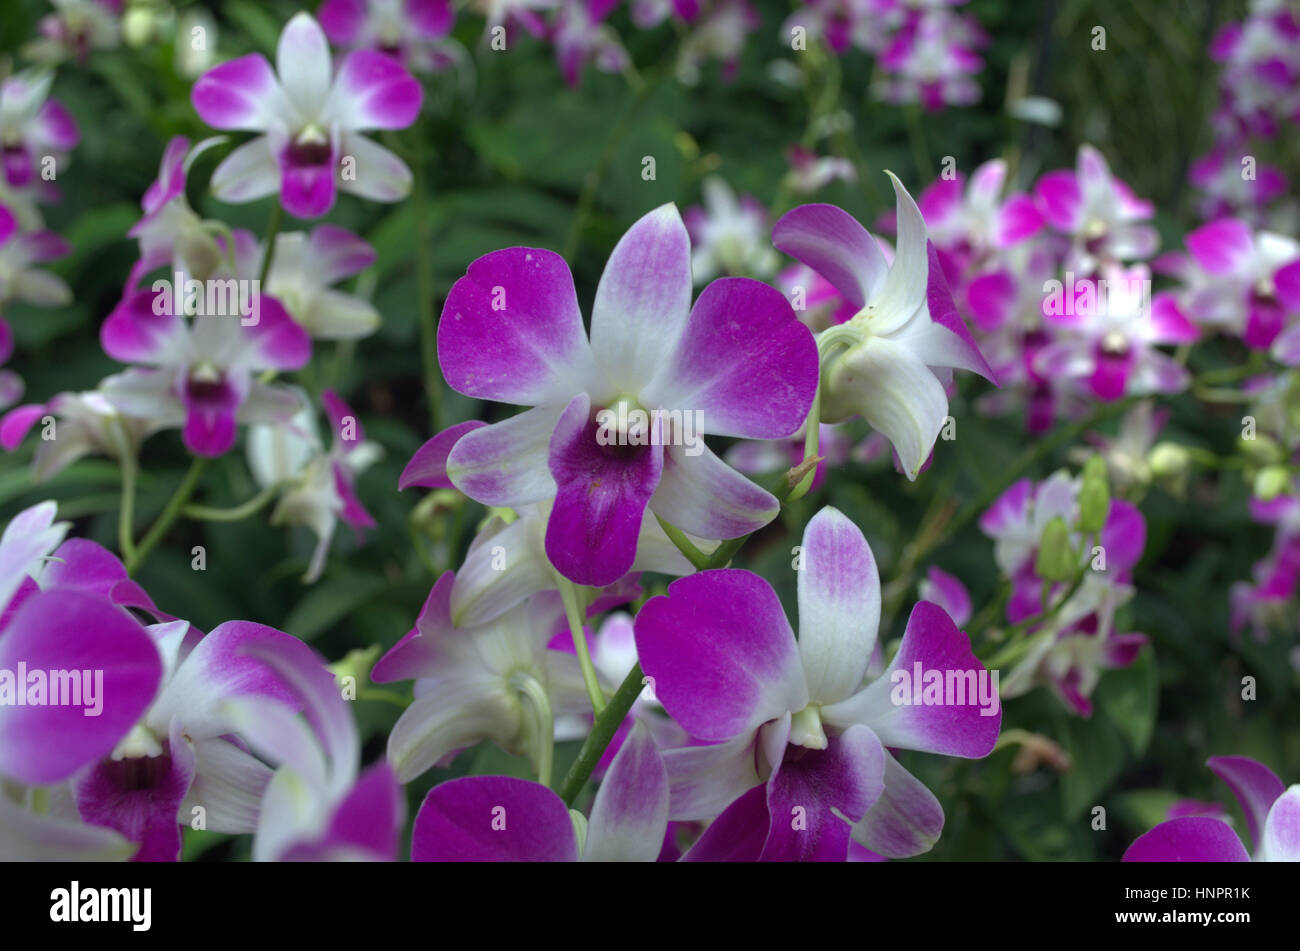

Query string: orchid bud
[1035,516,1076,583]
[1239,433,1282,466]
[1149,442,1191,495]
[1253,465,1290,502]
[1077,457,1110,534]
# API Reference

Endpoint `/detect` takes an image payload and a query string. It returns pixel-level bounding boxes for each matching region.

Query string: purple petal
[401,421,486,490]
[0,591,161,785]
[411,776,578,861]
[644,276,818,439]
[852,748,945,858]
[1186,218,1254,277]
[1123,817,1250,862]
[371,572,455,683]
[331,51,423,129]
[634,569,807,741]
[192,54,280,130]
[74,719,196,862]
[760,724,885,861]
[918,566,972,629]
[821,601,1001,758]
[1034,170,1082,231]
[679,784,768,861]
[545,393,663,586]
[438,247,595,405]
[444,405,561,506]
[771,203,888,308]
[1207,755,1285,853]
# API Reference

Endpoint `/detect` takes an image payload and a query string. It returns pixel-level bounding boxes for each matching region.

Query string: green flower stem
[117,451,138,564]
[126,458,208,576]
[182,483,280,522]
[557,662,644,806]
[787,384,822,503]
[258,201,283,285]
[654,514,711,571]
[559,578,606,715]
[513,671,556,787]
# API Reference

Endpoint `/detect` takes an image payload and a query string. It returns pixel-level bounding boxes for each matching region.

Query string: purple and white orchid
[634,506,1001,860]
[433,203,818,585]
[191,12,422,219]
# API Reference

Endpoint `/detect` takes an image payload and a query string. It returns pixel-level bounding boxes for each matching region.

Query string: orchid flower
[125,135,231,291]
[0,219,72,309]
[1035,264,1199,402]
[221,636,403,861]
[552,0,630,87]
[434,203,817,585]
[1176,217,1300,355]
[0,504,164,860]
[683,176,780,283]
[916,158,1043,274]
[1,389,161,481]
[1034,145,1159,271]
[371,573,593,783]
[252,225,381,340]
[318,0,460,74]
[781,0,882,57]
[471,0,560,39]
[634,506,1000,860]
[99,285,310,457]
[191,12,422,219]
[72,612,356,862]
[412,721,669,861]
[1125,756,1300,862]
[874,9,985,111]
[773,173,995,479]
[26,0,122,65]
[247,389,381,583]
[675,0,759,84]
[0,70,78,189]
[1188,149,1287,223]
[784,146,856,195]
[918,565,972,627]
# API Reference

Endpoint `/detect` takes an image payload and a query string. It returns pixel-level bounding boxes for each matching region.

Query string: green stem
[904,104,933,181]
[557,662,645,805]
[118,452,138,564]
[654,514,711,571]
[258,202,283,284]
[558,579,606,715]
[126,458,208,576]
[787,384,822,503]
[182,483,280,522]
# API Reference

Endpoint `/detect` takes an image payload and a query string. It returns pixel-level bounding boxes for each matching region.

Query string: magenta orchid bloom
[99,286,310,457]
[192,12,422,218]
[412,721,668,861]
[1188,148,1287,223]
[1176,217,1300,354]
[1034,145,1159,271]
[318,0,458,74]
[917,158,1044,275]
[634,506,1000,861]
[1035,264,1199,402]
[875,8,985,111]
[632,0,699,29]
[773,173,996,478]
[919,565,972,628]
[1125,756,1300,862]
[782,0,881,57]
[552,0,630,87]
[0,70,78,189]
[125,135,224,290]
[433,203,818,586]
[29,0,123,64]
[0,218,72,310]
[256,225,381,340]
